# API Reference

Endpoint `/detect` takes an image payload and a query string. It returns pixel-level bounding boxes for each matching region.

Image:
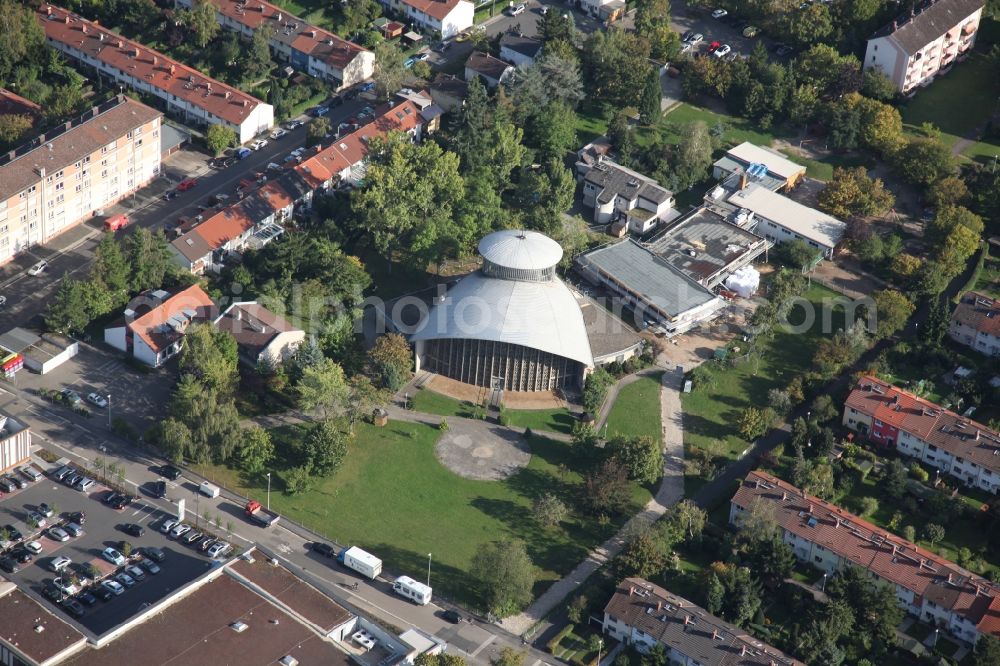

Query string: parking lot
[0,464,226,635]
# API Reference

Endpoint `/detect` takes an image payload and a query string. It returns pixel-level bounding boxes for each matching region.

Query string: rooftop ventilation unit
[230,621,248,633]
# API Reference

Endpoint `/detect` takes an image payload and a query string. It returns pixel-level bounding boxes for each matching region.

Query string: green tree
[884,458,907,499]
[515,159,575,236]
[346,374,387,434]
[973,635,1000,666]
[892,137,955,186]
[927,204,984,247]
[743,534,795,586]
[870,289,914,337]
[205,123,236,155]
[91,232,130,309]
[583,29,651,108]
[610,435,662,484]
[927,176,969,208]
[738,407,769,441]
[582,460,632,516]
[860,69,897,102]
[705,573,725,614]
[582,367,615,412]
[818,168,895,219]
[640,68,662,124]
[243,25,274,82]
[491,648,525,666]
[238,425,274,475]
[307,116,331,147]
[470,539,535,617]
[169,374,242,462]
[368,333,412,391]
[296,357,349,420]
[0,0,46,83]
[533,493,569,528]
[125,228,173,293]
[666,120,712,190]
[179,0,220,48]
[528,101,577,162]
[922,296,949,348]
[670,499,706,539]
[46,276,90,335]
[635,0,680,61]
[0,113,33,148]
[922,522,945,545]
[805,462,835,499]
[152,417,193,463]
[304,419,351,476]
[780,3,833,46]
[373,41,406,101]
[616,531,667,578]
[179,323,239,395]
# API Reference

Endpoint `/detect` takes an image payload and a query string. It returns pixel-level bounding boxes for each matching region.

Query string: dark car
[122,523,145,538]
[3,525,22,541]
[77,591,98,607]
[61,599,85,618]
[147,480,167,498]
[67,511,86,525]
[311,542,336,558]
[158,465,182,481]
[103,491,122,505]
[92,585,114,602]
[37,502,54,517]
[442,609,462,624]
[111,495,132,510]
[163,189,178,201]
[0,557,18,573]
[6,474,26,490]
[11,547,32,564]
[142,546,166,563]
[42,583,62,601]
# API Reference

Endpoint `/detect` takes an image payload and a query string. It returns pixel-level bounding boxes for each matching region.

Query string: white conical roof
[478,230,563,271]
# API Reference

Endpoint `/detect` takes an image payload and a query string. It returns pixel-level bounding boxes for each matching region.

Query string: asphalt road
[0,99,369,331]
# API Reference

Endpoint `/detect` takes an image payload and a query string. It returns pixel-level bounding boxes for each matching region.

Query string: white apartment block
[0,96,161,264]
[40,4,273,144]
[864,0,985,94]
[949,291,1000,357]
[378,0,474,39]
[731,471,1000,646]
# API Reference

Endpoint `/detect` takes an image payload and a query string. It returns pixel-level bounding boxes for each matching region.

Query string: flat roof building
[0,583,87,666]
[731,471,1000,646]
[0,95,161,265]
[712,142,806,191]
[174,0,373,90]
[0,412,30,474]
[602,577,803,665]
[39,4,273,144]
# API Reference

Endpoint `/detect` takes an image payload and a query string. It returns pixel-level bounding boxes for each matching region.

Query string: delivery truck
[244,500,280,527]
[338,546,382,579]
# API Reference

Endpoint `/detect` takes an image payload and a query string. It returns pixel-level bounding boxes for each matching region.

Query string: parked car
[61,389,83,406]
[6,474,25,490]
[54,578,79,596]
[269,128,287,140]
[110,495,131,511]
[714,44,732,58]
[207,541,231,558]
[177,178,198,192]
[77,590,98,607]
[67,511,85,525]
[50,556,73,573]
[284,120,304,130]
[27,261,48,276]
[236,147,253,160]
[707,41,721,52]
[442,609,462,624]
[37,503,53,517]
[63,522,83,538]
[158,465,182,481]
[18,466,41,482]
[2,525,21,541]
[102,547,126,567]
[711,8,728,17]
[126,565,146,582]
[151,480,167,498]
[170,523,191,539]
[24,540,42,554]
[198,538,216,553]
[403,57,415,69]
[101,580,125,596]
[686,32,704,44]
[311,542,336,558]
[103,214,129,232]
[0,557,18,573]
[93,585,115,602]
[11,547,32,563]
[162,189,178,201]
[742,25,759,37]
[115,572,135,588]
[183,531,203,546]
[61,599,85,618]
[159,519,177,535]
[73,477,94,493]
[63,473,81,488]
[86,392,108,408]
[48,527,70,542]
[506,2,526,15]
[250,139,268,150]
[142,546,166,563]
[138,556,160,575]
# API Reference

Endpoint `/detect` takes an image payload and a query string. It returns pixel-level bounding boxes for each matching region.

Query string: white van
[199,481,221,498]
[392,575,432,605]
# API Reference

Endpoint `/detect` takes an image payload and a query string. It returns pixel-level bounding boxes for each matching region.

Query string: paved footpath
[499,366,686,637]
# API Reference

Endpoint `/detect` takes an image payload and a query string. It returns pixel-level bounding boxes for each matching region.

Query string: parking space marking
[470,634,497,658]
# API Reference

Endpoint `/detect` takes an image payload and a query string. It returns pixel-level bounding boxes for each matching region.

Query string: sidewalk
[499,366,686,638]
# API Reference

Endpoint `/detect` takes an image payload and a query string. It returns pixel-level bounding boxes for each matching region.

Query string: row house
[377,0,474,40]
[949,291,1000,357]
[0,96,161,264]
[844,376,1000,494]
[39,4,273,144]
[864,0,985,94]
[170,171,307,273]
[731,471,1000,645]
[602,577,803,666]
[173,0,373,90]
[580,159,675,234]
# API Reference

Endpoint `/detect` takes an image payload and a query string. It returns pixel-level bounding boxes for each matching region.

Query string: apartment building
[602,577,803,666]
[949,291,1000,357]
[104,285,215,367]
[377,0,474,39]
[0,413,31,474]
[580,159,675,234]
[0,95,161,264]
[731,471,1000,645]
[843,375,1000,494]
[39,4,273,144]
[864,0,985,94]
[173,0,373,90]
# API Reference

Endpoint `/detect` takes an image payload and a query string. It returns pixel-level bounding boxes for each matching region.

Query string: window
[55,182,64,191]
[74,161,81,169]
[55,194,64,204]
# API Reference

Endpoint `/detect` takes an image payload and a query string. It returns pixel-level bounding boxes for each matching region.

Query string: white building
[0,414,30,474]
[214,301,305,367]
[40,4,273,143]
[723,183,844,258]
[464,52,515,90]
[104,286,215,367]
[499,33,543,68]
[949,291,1000,357]
[731,470,1000,646]
[712,141,807,191]
[864,0,984,94]
[580,160,675,233]
[377,0,474,39]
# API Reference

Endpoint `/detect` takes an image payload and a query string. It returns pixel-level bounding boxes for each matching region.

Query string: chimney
[739,170,748,190]
[977,430,981,440]
[81,24,88,33]
[781,491,788,501]
[808,503,813,514]
[133,47,140,58]
[169,64,176,75]
[117,39,123,48]
[892,543,899,555]
[46,5,52,15]
[153,55,157,66]
[276,11,282,21]
[236,308,242,321]
[98,33,104,41]
[656,601,662,611]
[948,573,954,585]
[683,615,693,626]
[242,100,248,107]
[629,586,635,596]
[741,646,747,657]
[64,15,70,23]
[225,91,231,99]
[712,629,719,640]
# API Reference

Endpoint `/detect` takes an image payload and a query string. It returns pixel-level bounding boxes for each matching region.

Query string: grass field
[901,53,1000,165]
[681,283,846,492]
[194,420,652,606]
[409,388,479,419]
[974,255,1000,298]
[604,373,664,443]
[410,388,577,434]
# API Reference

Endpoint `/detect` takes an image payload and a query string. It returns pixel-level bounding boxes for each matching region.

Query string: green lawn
[410,388,577,434]
[409,388,480,419]
[193,421,651,606]
[974,254,1000,298]
[681,284,846,492]
[901,53,1000,164]
[605,373,664,444]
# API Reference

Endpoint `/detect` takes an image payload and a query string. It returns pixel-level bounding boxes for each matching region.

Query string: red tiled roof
[209,0,368,71]
[38,4,267,127]
[295,99,422,186]
[845,376,1000,476]
[400,0,469,22]
[0,88,41,116]
[128,285,215,353]
[952,291,1000,338]
[733,471,1000,638]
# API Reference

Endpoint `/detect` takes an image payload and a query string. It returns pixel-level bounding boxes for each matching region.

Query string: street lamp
[266,472,272,511]
[821,572,827,592]
[426,552,432,587]
[107,394,112,429]
[596,638,604,666]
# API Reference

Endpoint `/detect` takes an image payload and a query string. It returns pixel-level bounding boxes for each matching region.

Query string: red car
[707,41,721,53]
[177,178,198,192]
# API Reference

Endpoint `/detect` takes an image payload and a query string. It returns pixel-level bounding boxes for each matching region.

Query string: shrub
[547,624,576,653]
[909,461,930,482]
[439,418,449,431]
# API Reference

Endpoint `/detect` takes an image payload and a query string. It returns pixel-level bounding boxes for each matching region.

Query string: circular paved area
[435,424,532,481]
